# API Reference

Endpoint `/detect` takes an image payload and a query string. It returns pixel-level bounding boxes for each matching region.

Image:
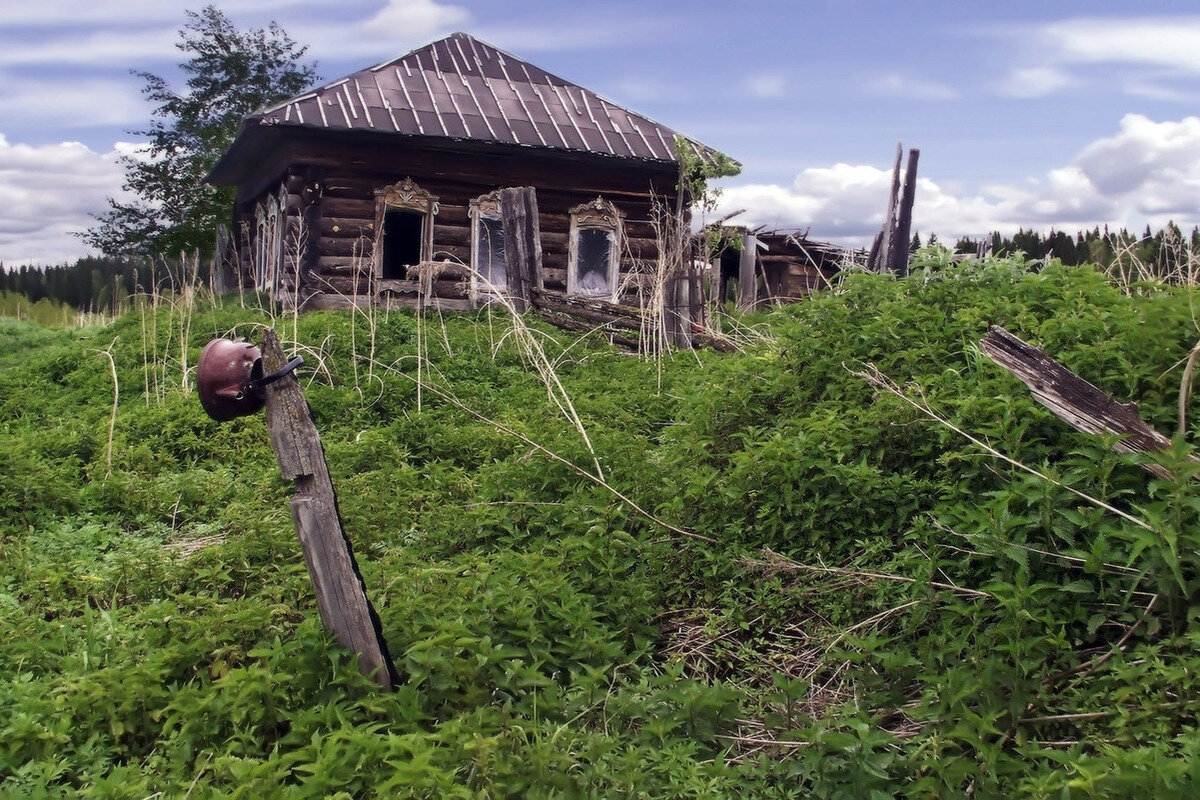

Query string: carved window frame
[373,178,439,281]
[468,190,507,300]
[253,185,287,295]
[567,197,623,301]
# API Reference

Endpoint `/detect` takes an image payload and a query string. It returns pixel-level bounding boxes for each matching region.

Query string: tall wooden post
[888,148,920,277]
[737,233,758,312]
[260,329,395,690]
[501,186,542,312]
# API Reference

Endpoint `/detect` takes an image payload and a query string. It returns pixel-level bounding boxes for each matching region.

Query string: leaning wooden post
[259,328,396,689]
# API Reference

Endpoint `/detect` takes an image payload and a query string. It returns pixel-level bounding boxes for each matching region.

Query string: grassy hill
[3,255,1200,798]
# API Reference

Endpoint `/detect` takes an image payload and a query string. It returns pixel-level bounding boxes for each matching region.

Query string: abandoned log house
[207,32,730,313]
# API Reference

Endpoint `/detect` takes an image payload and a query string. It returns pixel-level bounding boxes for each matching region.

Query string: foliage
[4,256,1200,795]
[81,6,319,259]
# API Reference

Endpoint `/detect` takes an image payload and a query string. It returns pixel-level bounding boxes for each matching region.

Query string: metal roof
[252,32,715,163]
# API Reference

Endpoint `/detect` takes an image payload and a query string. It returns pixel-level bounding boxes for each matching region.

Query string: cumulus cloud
[0,135,133,265]
[360,0,471,40]
[712,114,1200,245]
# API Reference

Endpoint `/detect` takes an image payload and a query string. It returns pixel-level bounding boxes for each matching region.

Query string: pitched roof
[251,32,718,164]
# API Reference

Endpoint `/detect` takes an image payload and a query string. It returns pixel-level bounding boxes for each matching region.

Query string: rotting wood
[980,325,1191,480]
[501,187,542,312]
[260,328,396,689]
[875,143,903,273]
[889,148,919,277]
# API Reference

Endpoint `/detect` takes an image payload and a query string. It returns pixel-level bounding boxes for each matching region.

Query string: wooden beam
[980,325,1189,480]
[260,328,396,689]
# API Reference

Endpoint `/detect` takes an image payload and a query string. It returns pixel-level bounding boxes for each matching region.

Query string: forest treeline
[0,255,209,315]
[942,221,1199,271]
[2,222,1197,316]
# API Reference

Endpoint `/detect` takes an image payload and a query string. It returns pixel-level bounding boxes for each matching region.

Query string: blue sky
[3,0,1199,263]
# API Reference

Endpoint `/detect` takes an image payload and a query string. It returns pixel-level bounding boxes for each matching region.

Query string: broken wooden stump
[980,325,1192,481]
[260,328,396,689]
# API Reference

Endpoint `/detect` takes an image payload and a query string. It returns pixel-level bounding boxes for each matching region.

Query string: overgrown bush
[4,256,1200,796]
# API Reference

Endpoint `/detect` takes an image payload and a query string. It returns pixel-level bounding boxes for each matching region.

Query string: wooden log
[980,325,1189,480]
[320,217,375,236]
[535,309,643,350]
[501,187,542,313]
[532,288,646,320]
[533,293,644,332]
[259,329,395,689]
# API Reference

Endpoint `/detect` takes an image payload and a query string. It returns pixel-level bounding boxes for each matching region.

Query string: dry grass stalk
[92,338,120,477]
[472,266,608,481]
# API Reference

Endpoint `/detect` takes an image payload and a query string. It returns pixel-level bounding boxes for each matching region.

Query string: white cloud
[867,72,958,101]
[712,114,1200,245]
[991,16,1200,100]
[360,0,471,40]
[995,66,1073,98]
[1039,16,1200,73]
[745,73,787,99]
[0,135,133,265]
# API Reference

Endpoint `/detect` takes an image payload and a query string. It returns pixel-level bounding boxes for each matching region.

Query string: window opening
[381,209,424,279]
[576,229,613,295]
[567,197,623,301]
[476,215,507,290]
[374,178,438,285]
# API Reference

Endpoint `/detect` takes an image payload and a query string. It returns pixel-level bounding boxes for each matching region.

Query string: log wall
[232,136,675,311]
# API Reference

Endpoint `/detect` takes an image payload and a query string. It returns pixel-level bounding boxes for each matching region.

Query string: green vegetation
[4,254,1200,797]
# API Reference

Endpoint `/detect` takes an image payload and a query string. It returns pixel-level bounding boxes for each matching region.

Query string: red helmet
[197,339,264,421]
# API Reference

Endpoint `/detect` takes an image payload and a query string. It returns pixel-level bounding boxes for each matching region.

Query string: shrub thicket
[3,254,1200,797]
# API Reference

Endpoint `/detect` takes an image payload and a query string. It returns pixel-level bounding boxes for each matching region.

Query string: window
[373,178,438,282]
[253,186,286,293]
[469,191,507,298]
[567,197,623,301]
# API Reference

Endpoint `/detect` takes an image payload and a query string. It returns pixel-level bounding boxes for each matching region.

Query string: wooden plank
[501,186,541,312]
[980,325,1187,480]
[260,328,395,689]
[737,234,758,312]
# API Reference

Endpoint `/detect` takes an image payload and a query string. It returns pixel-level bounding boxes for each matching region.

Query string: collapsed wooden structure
[207,33,846,348]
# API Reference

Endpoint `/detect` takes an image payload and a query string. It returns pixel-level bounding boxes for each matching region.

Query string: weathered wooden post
[197,331,396,690]
[737,232,758,312]
[501,186,542,313]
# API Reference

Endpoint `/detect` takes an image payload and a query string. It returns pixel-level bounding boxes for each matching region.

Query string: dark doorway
[382,209,424,279]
